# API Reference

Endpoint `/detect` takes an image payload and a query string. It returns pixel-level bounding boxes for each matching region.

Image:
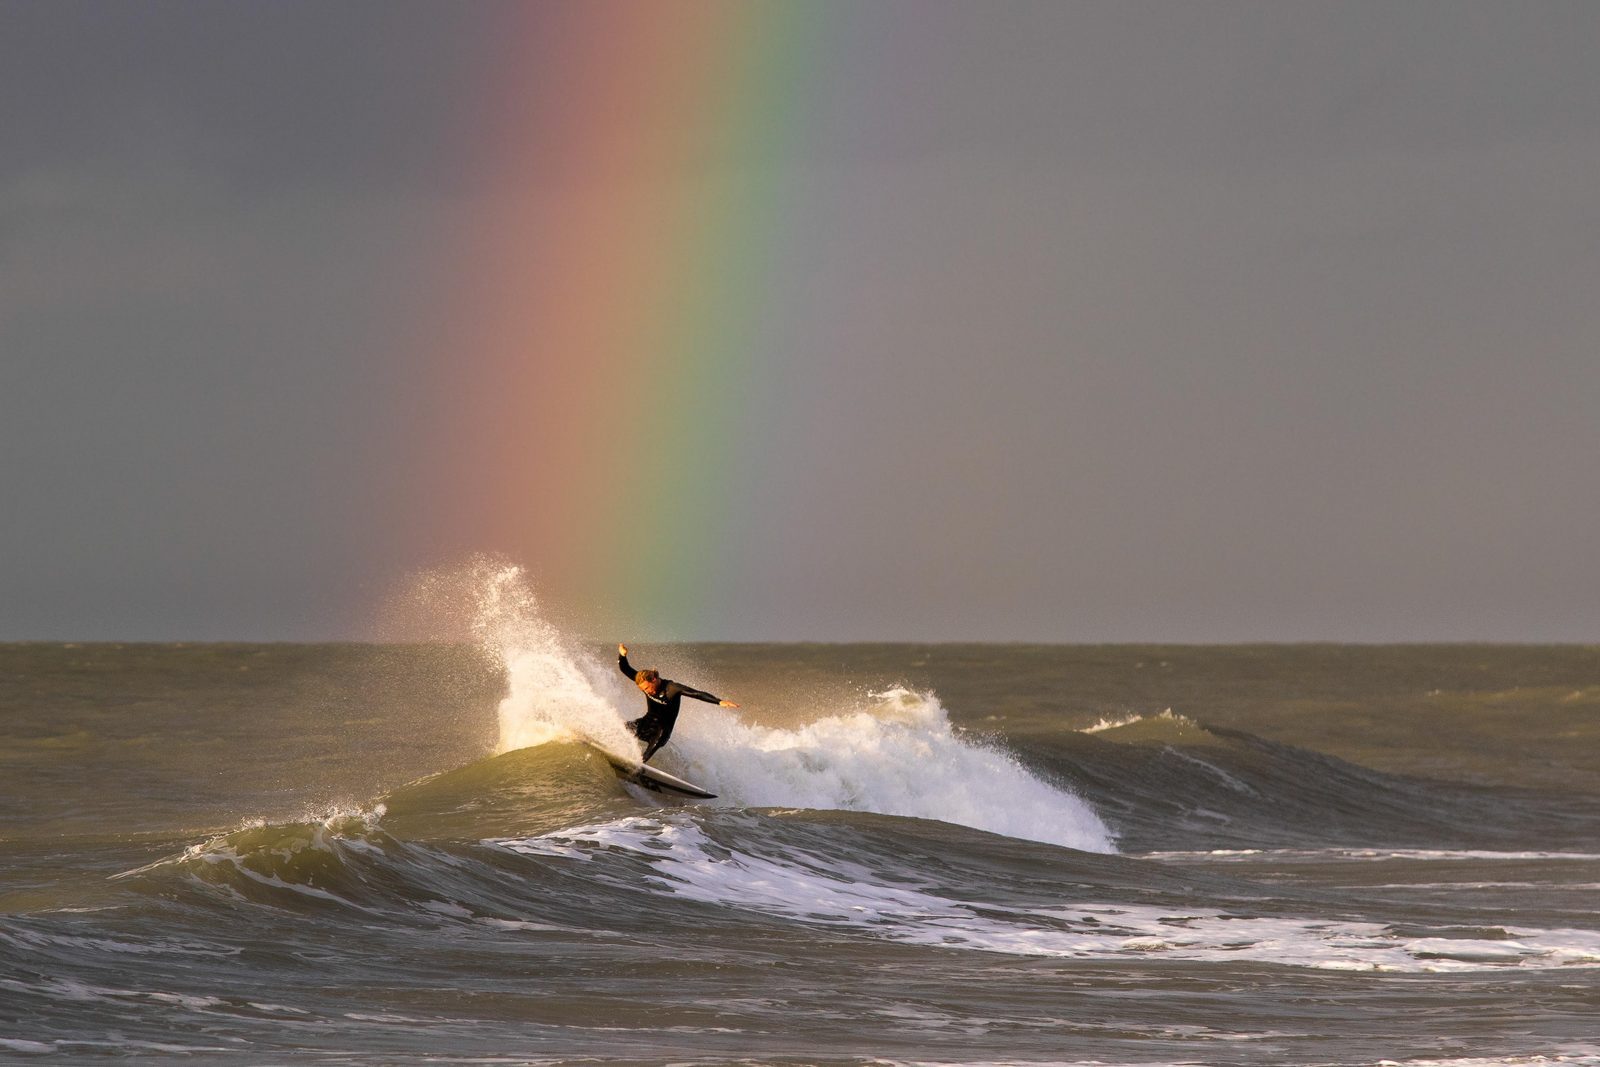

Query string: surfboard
[581,739,717,799]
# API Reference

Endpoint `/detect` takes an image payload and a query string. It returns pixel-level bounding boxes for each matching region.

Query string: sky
[2,0,1597,643]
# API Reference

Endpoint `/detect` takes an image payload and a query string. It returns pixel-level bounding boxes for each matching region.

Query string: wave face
[4,622,1600,1064]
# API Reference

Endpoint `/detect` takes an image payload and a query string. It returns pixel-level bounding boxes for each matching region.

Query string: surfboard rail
[580,739,717,799]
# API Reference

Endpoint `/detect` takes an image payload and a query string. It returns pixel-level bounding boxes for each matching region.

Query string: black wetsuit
[618,651,723,762]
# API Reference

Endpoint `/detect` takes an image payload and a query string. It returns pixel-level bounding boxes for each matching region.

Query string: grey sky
[3,1,1597,641]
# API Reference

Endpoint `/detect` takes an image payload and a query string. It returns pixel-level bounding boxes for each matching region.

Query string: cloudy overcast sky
[3,1,1597,642]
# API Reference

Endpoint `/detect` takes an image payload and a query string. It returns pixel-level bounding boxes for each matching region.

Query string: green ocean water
[3,643,1599,1064]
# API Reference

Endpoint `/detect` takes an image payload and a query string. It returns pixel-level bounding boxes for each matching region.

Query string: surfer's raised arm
[617,644,635,680]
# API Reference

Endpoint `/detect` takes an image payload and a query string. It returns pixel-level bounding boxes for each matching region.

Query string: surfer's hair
[635,669,660,685]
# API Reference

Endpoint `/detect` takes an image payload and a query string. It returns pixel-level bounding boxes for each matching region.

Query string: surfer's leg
[632,716,668,762]
[643,719,678,763]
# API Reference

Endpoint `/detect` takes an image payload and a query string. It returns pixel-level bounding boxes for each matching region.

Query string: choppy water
[4,634,1599,1065]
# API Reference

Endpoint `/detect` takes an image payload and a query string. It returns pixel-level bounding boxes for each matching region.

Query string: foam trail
[671,688,1116,853]
[503,820,1600,972]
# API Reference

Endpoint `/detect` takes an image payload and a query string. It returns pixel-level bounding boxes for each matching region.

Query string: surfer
[617,644,738,762]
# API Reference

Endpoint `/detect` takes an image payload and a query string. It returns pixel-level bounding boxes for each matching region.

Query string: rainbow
[407,3,833,636]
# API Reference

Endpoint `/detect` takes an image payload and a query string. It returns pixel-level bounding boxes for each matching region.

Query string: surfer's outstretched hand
[720,700,740,709]
[618,644,628,656]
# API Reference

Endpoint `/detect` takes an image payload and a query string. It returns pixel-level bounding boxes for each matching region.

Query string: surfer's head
[634,669,661,695]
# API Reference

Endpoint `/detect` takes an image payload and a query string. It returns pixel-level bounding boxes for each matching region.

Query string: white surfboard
[581,739,717,799]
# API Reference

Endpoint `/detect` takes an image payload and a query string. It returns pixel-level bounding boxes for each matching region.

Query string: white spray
[463,561,639,756]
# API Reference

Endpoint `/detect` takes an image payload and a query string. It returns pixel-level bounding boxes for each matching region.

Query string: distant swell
[1034,714,1596,853]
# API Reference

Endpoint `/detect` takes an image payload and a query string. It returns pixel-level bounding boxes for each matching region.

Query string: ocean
[3,639,1598,1065]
